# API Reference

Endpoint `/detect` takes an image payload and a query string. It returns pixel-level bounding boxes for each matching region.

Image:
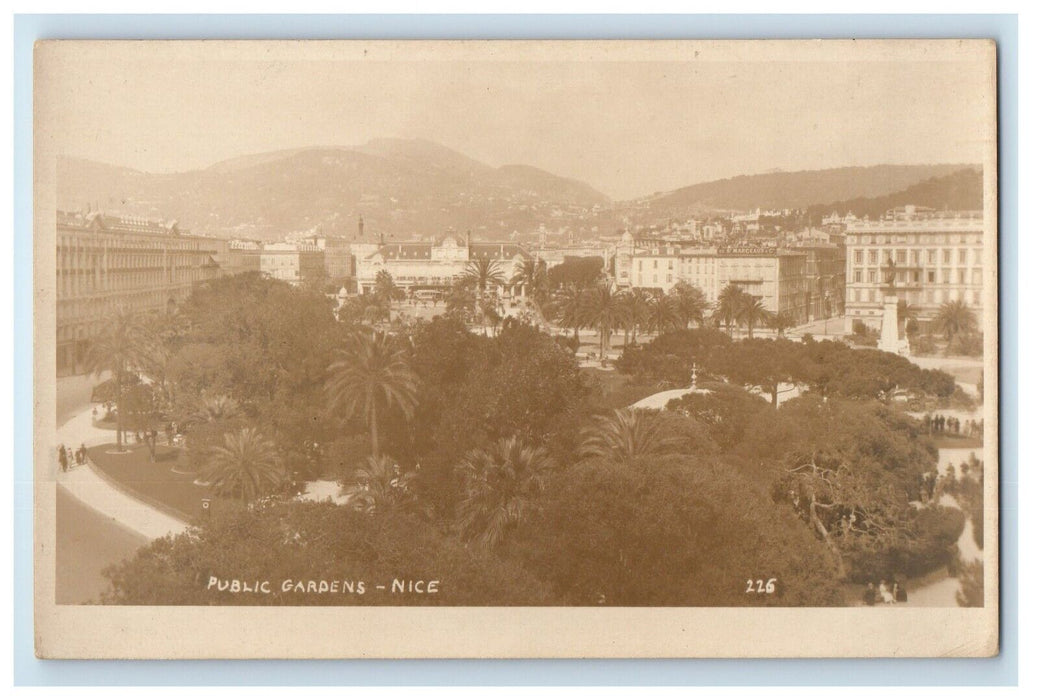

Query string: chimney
[358,215,365,239]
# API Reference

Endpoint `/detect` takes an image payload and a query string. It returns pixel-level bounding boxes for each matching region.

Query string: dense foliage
[101,500,551,605]
[99,273,976,607]
[619,330,958,405]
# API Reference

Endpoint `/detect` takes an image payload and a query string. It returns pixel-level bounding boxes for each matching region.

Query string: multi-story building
[786,240,846,321]
[56,210,222,375]
[533,242,612,272]
[628,244,717,297]
[622,238,810,323]
[259,242,326,286]
[843,206,984,332]
[314,236,354,282]
[715,246,809,322]
[212,239,263,277]
[355,231,530,296]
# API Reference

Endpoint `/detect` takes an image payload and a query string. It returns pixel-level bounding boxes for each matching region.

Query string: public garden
[55,265,986,607]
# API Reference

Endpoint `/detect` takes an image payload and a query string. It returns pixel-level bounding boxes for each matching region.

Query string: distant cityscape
[56,201,983,375]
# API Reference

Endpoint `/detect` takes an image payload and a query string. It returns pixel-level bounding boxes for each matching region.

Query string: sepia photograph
[32,38,1000,658]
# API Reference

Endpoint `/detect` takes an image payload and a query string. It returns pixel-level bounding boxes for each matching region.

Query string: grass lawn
[930,434,984,450]
[87,443,216,522]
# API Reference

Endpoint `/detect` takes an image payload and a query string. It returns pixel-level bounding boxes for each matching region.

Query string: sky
[41,42,993,200]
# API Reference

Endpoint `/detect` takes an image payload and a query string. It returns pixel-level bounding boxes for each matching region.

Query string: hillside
[56,144,982,242]
[806,167,983,222]
[631,164,979,219]
[56,139,611,240]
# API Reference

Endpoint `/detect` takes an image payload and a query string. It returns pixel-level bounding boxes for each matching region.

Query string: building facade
[787,241,846,321]
[212,239,263,277]
[355,233,531,295]
[843,206,984,332]
[622,239,811,323]
[259,242,326,286]
[715,248,809,322]
[314,236,355,282]
[56,210,222,375]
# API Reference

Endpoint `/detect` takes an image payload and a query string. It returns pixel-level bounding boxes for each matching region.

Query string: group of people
[862,580,909,606]
[56,443,87,472]
[924,413,983,438]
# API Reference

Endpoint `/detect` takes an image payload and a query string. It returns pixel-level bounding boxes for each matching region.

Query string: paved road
[56,403,189,539]
[55,484,147,604]
[53,382,189,605]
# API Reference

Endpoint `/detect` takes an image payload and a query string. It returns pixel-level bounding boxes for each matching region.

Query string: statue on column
[884,257,897,293]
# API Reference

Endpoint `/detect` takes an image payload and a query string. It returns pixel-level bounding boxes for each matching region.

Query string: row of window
[58,252,209,271]
[850,267,983,286]
[57,286,190,330]
[57,268,213,298]
[848,288,982,305]
[851,248,983,266]
[846,232,982,246]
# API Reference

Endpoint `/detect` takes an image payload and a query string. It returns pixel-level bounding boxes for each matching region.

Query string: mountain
[57,139,611,240]
[57,145,982,242]
[630,164,979,219]
[806,167,983,222]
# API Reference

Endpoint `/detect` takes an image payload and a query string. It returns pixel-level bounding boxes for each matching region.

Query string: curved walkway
[55,404,189,540]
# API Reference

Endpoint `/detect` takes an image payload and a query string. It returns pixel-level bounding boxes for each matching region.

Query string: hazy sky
[45,43,992,200]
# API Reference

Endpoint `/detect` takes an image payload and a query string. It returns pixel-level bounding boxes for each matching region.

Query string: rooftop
[57,210,188,237]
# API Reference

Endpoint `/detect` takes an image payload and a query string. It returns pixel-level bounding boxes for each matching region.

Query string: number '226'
[746,578,777,594]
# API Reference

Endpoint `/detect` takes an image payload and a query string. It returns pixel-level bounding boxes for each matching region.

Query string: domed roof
[620,230,634,244]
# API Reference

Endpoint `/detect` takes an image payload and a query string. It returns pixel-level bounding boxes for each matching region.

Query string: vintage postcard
[33,39,999,658]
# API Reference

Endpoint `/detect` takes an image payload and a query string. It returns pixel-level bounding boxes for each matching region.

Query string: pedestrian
[862,582,876,607]
[894,582,908,603]
[58,444,67,472]
[91,406,98,422]
[78,443,87,465]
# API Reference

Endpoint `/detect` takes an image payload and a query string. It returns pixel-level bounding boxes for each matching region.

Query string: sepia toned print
[34,39,999,658]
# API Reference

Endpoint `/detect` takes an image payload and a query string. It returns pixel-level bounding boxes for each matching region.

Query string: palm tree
[463,257,506,314]
[195,395,240,423]
[737,295,770,339]
[646,294,680,336]
[135,310,183,408]
[456,436,555,548]
[669,281,709,329]
[511,257,548,310]
[714,283,745,338]
[374,269,404,304]
[769,311,795,339]
[579,408,684,466]
[932,299,978,340]
[615,291,637,347]
[324,332,418,458]
[480,299,503,337]
[550,283,586,343]
[201,427,285,503]
[622,288,652,344]
[445,278,476,320]
[582,281,624,361]
[83,308,143,450]
[343,454,415,515]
